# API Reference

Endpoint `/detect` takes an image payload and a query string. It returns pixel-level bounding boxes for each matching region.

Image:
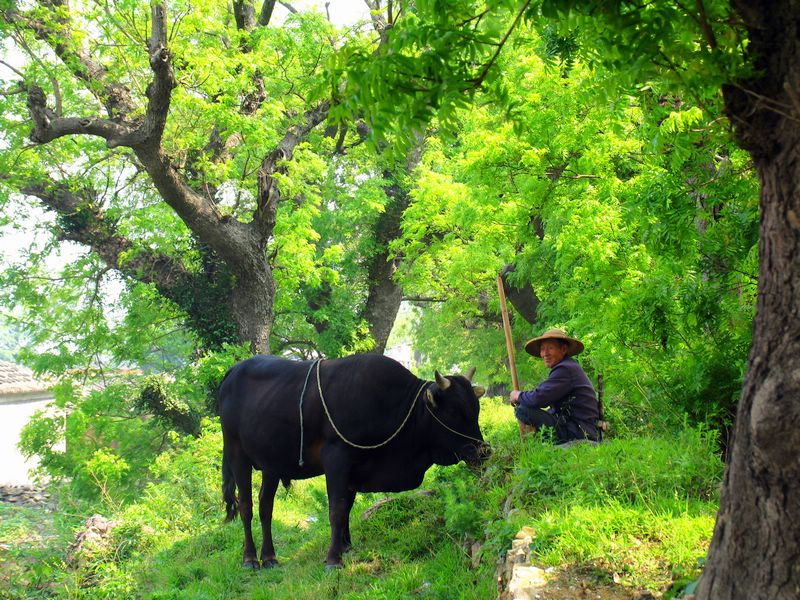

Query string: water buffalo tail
[222,443,238,522]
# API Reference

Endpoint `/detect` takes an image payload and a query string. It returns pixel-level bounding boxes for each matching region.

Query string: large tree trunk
[696,3,800,597]
[360,177,409,353]
[361,134,426,353]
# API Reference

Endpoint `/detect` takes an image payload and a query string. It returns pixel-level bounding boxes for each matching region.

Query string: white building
[0,361,54,485]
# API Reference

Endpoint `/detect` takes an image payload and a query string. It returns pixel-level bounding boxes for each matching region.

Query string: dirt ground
[518,567,663,599]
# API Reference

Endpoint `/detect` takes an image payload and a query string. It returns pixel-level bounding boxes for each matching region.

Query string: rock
[0,484,53,509]
[509,566,549,597]
[471,541,483,570]
[496,527,557,599]
[66,514,117,568]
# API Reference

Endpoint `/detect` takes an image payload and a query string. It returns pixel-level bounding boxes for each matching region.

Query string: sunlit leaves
[380,20,757,433]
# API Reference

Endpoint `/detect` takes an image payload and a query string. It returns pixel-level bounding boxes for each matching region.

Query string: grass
[0,502,77,599]
[2,397,721,599]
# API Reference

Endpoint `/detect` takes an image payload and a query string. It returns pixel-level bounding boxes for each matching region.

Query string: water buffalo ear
[472,385,486,399]
[465,367,476,382]
[425,389,437,409]
[434,370,450,390]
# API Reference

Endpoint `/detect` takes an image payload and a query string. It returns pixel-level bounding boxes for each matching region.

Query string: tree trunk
[228,253,275,354]
[362,254,404,353]
[361,178,408,354]
[696,3,800,597]
[362,138,426,354]
[697,121,800,600]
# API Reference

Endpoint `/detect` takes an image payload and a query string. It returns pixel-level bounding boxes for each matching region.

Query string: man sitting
[509,328,599,444]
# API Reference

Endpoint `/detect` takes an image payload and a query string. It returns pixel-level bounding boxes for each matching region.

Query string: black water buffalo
[218,353,488,568]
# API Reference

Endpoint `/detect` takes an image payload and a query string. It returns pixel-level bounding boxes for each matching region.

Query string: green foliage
[0,502,78,599]
[440,470,485,539]
[386,29,757,437]
[328,1,522,149]
[17,344,249,506]
[2,1,759,443]
[169,242,240,352]
[18,375,167,505]
[0,1,420,361]
[135,376,200,437]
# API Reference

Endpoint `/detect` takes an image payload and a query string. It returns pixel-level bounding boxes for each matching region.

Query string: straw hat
[524,328,584,357]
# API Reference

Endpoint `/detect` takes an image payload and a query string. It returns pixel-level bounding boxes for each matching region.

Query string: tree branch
[234,0,257,31]
[694,0,718,50]
[28,2,177,150]
[13,2,176,147]
[3,0,136,119]
[364,0,390,43]
[470,0,531,88]
[254,100,331,242]
[21,180,195,295]
[26,85,131,144]
[280,2,298,15]
[21,3,257,269]
[258,0,277,27]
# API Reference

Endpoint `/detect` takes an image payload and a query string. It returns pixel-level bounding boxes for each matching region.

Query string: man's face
[540,339,568,368]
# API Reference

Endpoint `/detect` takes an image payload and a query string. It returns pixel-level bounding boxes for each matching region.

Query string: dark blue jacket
[518,357,599,440]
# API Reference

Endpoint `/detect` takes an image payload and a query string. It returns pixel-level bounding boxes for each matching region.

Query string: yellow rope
[423,401,485,445]
[315,360,428,450]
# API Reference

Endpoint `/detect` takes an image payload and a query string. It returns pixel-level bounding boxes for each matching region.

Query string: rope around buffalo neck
[299,359,423,464]
[313,361,485,451]
[423,401,485,445]
[315,360,429,450]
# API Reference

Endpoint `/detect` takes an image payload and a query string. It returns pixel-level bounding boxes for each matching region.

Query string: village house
[0,360,55,485]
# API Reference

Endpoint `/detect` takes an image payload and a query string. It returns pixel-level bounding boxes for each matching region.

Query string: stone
[66,514,117,567]
[0,484,53,508]
[509,566,549,598]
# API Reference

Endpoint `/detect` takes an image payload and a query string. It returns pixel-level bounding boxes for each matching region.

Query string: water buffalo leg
[232,455,259,569]
[258,472,280,567]
[343,489,356,552]
[322,447,352,568]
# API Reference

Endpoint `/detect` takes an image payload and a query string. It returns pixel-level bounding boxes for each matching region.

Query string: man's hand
[510,390,521,406]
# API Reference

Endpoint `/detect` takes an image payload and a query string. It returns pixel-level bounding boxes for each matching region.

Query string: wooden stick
[497,275,523,438]
[496,275,520,391]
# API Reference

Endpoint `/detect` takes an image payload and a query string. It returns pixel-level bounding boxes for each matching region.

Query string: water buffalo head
[425,368,490,467]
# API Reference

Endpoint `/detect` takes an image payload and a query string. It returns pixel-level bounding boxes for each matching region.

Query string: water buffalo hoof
[243,558,261,570]
[261,557,279,568]
[325,561,343,571]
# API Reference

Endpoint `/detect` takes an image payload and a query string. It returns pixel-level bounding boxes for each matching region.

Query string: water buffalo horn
[435,370,450,390]
[465,367,476,381]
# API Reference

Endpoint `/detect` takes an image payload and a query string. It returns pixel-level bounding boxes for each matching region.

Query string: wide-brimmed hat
[524,328,584,357]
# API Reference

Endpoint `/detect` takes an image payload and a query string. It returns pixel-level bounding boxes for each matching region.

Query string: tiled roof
[0,360,52,395]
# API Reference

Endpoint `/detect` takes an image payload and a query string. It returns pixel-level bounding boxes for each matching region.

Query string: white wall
[0,395,53,485]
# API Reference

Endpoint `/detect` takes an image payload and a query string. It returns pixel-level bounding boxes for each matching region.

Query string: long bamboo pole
[497,275,522,436]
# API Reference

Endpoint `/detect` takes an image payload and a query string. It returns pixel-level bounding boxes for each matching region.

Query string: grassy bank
[1,397,721,599]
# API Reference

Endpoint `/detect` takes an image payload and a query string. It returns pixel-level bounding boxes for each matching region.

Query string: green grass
[2,398,721,598]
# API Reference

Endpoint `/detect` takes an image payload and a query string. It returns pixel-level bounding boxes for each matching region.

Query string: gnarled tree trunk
[697,2,800,597]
